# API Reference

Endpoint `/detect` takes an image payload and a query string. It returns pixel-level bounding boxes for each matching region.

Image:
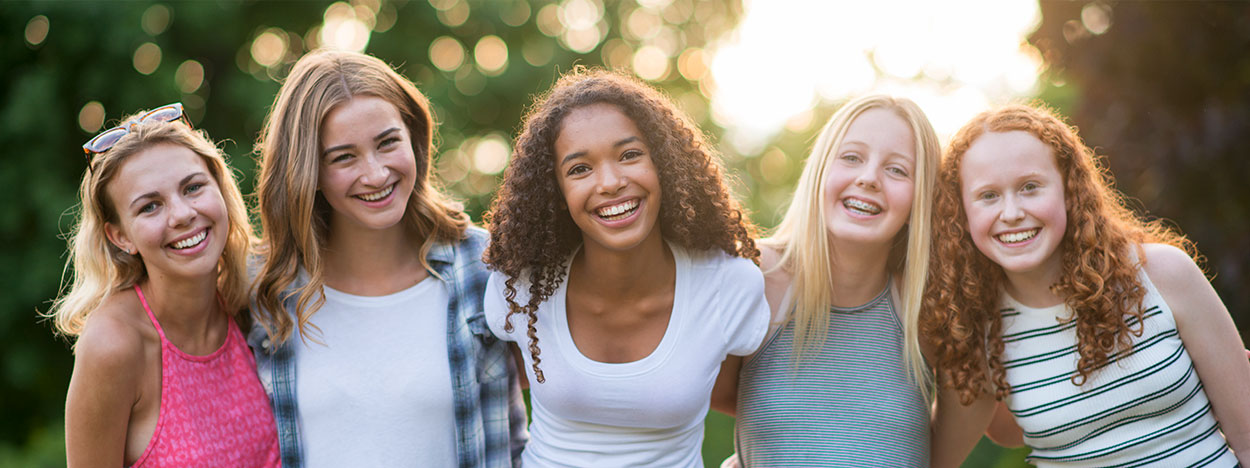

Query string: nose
[595,162,628,194]
[360,153,389,187]
[167,195,197,227]
[1000,195,1025,223]
[854,166,880,190]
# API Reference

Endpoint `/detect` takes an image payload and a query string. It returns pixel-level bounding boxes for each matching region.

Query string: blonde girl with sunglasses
[51,104,280,467]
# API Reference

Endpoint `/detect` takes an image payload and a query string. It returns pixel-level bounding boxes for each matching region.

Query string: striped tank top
[735,284,929,467]
[1001,269,1237,467]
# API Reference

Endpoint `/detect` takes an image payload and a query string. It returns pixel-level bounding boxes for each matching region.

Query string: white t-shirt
[294,276,456,467]
[485,243,770,468]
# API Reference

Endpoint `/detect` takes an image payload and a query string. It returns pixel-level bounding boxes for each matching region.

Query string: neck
[1003,267,1064,308]
[323,217,426,295]
[139,272,221,337]
[573,230,674,299]
[827,238,892,308]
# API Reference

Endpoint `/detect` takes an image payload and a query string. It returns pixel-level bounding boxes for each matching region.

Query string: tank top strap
[134,284,170,343]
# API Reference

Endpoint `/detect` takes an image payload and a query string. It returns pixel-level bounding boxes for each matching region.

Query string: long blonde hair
[252,49,468,345]
[764,95,940,397]
[48,112,254,340]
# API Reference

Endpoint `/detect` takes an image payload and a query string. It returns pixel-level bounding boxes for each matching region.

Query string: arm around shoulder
[1142,243,1250,463]
[65,311,147,467]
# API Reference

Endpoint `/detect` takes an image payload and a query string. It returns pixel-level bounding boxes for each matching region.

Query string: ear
[104,222,136,255]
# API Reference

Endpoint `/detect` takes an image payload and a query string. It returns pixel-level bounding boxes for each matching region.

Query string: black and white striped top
[1001,269,1237,467]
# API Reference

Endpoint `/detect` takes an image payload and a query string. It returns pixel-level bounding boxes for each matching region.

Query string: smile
[170,229,208,250]
[996,228,1039,244]
[356,184,394,202]
[596,199,640,221]
[843,198,881,215]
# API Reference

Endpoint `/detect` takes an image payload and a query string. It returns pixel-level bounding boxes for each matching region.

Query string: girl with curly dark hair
[482,68,769,466]
[924,104,1250,466]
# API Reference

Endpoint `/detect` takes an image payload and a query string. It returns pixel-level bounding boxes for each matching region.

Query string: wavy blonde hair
[763,95,940,398]
[252,50,468,345]
[922,104,1193,404]
[48,112,254,340]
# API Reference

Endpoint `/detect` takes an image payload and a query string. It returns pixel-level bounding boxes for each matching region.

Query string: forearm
[930,389,996,468]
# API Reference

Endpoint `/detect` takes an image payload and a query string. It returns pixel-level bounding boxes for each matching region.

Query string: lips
[843,197,882,215]
[596,198,640,221]
[168,228,208,250]
[996,228,1039,244]
[355,184,394,202]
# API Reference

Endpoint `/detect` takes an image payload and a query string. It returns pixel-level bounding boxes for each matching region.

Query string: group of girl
[50,47,1248,467]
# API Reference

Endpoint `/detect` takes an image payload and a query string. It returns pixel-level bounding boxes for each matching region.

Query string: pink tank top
[130,285,281,468]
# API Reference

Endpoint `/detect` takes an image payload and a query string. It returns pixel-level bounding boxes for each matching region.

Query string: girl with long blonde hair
[924,104,1250,466]
[710,95,942,466]
[51,103,279,467]
[249,50,527,467]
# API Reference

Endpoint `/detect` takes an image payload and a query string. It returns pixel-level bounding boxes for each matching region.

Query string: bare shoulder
[1139,243,1223,326]
[74,291,152,377]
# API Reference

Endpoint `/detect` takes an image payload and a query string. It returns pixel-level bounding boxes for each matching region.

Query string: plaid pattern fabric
[248,227,527,468]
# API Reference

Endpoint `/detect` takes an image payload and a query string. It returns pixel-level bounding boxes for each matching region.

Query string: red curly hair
[922,104,1194,404]
[483,68,759,383]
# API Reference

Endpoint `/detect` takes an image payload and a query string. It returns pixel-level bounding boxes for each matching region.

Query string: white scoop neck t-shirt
[485,243,770,467]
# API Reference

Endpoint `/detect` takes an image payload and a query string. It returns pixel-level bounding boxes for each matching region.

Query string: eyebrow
[559,136,641,166]
[129,172,203,209]
[322,127,402,157]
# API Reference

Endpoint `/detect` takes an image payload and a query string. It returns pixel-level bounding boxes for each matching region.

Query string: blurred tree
[1,0,741,464]
[1030,1,1250,338]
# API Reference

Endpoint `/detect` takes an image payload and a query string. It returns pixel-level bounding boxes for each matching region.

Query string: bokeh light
[429,36,466,72]
[437,1,471,28]
[474,36,509,76]
[141,4,172,36]
[707,0,1044,153]
[175,60,205,93]
[78,101,106,134]
[133,42,162,75]
[25,15,49,46]
[471,133,511,174]
[632,46,669,81]
[522,39,555,67]
[1082,3,1113,35]
[320,2,371,52]
[536,4,564,37]
[251,28,289,68]
[501,1,532,27]
[557,0,605,53]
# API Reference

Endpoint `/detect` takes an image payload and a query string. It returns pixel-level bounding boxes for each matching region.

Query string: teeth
[997,229,1038,244]
[843,198,881,215]
[172,231,207,249]
[358,185,393,201]
[596,199,640,219]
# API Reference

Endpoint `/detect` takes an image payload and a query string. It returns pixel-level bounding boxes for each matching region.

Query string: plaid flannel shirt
[247,227,528,468]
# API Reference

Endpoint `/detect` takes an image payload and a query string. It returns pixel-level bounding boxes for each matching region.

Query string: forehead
[961,130,1055,176]
[320,96,405,143]
[554,103,643,150]
[841,108,916,159]
[108,143,209,198]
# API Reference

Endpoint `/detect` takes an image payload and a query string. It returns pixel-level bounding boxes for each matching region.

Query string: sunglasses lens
[85,128,128,153]
[144,105,183,123]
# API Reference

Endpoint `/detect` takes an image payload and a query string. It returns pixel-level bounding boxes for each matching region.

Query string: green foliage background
[2,1,1244,466]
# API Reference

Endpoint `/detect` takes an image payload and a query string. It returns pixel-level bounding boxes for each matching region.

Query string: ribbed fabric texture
[1002,270,1237,467]
[735,286,929,467]
[131,285,281,468]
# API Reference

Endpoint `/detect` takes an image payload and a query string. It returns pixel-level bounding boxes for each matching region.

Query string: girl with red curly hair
[924,104,1250,466]
[482,68,769,467]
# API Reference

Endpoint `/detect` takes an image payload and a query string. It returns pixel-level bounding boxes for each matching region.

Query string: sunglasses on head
[82,102,189,157]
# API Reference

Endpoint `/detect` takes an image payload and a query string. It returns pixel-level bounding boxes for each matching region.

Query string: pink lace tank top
[130,285,281,468]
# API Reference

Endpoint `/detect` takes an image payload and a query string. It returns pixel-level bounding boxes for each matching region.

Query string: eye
[1021,181,1039,192]
[184,182,204,195]
[329,153,353,164]
[139,201,159,214]
[621,149,644,161]
[887,166,909,177]
[380,137,401,149]
[978,191,999,201]
[566,164,590,176]
[839,152,862,163]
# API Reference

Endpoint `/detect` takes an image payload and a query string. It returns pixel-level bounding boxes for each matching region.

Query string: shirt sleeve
[484,271,519,343]
[719,258,771,356]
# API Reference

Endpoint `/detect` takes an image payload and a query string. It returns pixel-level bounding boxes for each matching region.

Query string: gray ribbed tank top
[734,285,929,467]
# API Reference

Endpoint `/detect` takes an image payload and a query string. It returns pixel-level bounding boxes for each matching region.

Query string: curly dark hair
[921,104,1194,404]
[483,68,759,383]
